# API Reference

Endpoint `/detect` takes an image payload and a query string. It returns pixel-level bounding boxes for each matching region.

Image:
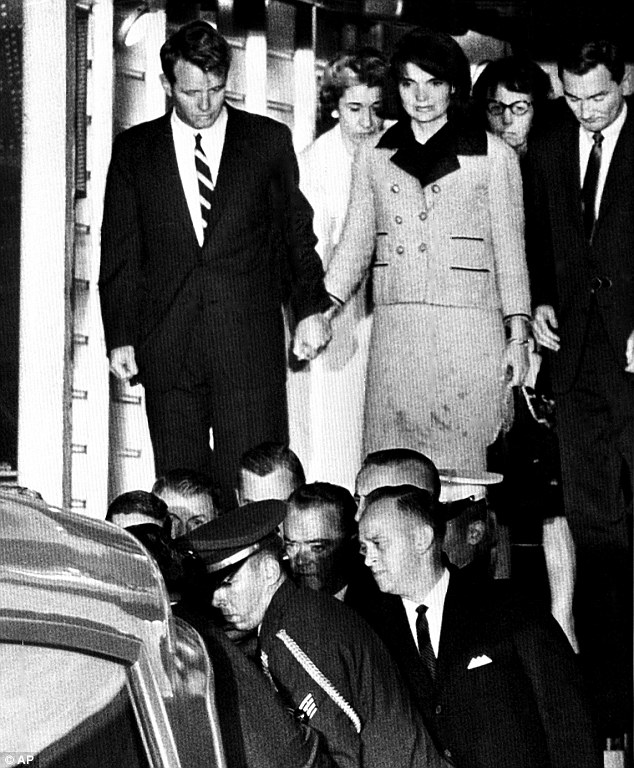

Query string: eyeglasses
[486,99,533,117]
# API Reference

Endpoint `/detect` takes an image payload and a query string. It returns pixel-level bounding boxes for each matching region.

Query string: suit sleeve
[524,142,558,309]
[513,608,602,768]
[274,125,332,323]
[98,132,142,353]
[325,145,377,305]
[357,632,446,768]
[488,136,531,319]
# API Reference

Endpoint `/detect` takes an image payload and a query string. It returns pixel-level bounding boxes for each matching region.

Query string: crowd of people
[99,17,633,768]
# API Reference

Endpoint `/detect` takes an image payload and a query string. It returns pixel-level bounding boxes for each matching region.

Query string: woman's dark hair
[317,47,390,134]
[472,56,553,130]
[160,19,231,85]
[390,27,472,120]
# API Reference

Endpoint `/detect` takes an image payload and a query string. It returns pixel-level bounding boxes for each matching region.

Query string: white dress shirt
[170,107,228,247]
[578,102,627,220]
[402,568,451,657]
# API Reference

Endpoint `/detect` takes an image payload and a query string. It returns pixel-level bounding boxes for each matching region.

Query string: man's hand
[293,313,332,361]
[626,329,634,374]
[532,305,561,352]
[109,345,139,381]
[505,342,530,387]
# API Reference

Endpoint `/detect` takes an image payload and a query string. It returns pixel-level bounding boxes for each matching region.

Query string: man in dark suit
[283,481,377,605]
[183,500,444,768]
[527,38,633,742]
[99,21,331,508]
[357,484,601,768]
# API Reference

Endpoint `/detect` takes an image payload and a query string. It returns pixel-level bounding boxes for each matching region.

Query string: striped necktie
[416,604,437,680]
[194,133,213,239]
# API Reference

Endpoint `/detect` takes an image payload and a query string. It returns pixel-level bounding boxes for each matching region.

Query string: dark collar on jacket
[376,118,487,189]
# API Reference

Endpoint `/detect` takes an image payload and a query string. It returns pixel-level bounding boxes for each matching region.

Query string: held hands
[109,345,139,382]
[505,340,530,387]
[293,312,333,361]
[532,305,560,352]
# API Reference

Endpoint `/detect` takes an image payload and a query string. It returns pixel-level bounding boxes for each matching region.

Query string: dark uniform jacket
[260,579,444,768]
[355,570,601,768]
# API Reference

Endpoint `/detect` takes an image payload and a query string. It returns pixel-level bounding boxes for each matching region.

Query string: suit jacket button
[419,243,427,252]
[590,276,603,291]
[435,704,442,715]
[431,184,441,193]
[395,215,403,224]
[419,211,428,221]
[391,184,400,193]
[396,245,405,254]
[603,276,613,289]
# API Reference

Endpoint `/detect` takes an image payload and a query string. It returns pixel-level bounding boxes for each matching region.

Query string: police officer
[184,501,443,768]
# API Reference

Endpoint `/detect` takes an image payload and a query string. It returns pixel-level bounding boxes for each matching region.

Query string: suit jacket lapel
[596,103,634,226]
[150,115,199,248]
[203,106,252,244]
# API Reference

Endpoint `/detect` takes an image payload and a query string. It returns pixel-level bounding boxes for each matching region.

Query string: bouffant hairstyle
[318,47,389,126]
[390,27,472,119]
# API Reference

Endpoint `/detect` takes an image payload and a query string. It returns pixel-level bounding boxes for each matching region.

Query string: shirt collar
[402,567,451,614]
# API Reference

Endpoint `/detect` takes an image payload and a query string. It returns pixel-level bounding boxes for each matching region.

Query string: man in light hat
[183,500,443,768]
[356,484,601,768]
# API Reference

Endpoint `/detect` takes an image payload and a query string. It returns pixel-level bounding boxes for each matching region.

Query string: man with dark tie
[99,21,331,509]
[357,484,601,768]
[527,38,633,746]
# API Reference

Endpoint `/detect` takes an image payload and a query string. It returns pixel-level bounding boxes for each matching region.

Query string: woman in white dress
[288,48,390,491]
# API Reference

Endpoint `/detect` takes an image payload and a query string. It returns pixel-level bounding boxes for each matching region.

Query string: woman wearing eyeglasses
[472,56,552,157]
[474,57,579,653]
[324,28,531,484]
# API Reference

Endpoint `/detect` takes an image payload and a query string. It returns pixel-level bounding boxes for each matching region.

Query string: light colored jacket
[326,127,530,319]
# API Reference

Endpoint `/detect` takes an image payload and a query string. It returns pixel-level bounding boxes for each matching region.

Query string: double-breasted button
[419,243,427,252]
[435,704,442,715]
[431,184,441,193]
[603,276,613,289]
[395,215,403,224]
[391,184,400,193]
[590,277,603,291]
[395,245,405,254]
[419,211,428,221]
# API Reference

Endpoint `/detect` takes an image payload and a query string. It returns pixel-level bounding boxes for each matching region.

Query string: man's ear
[260,553,282,584]
[620,69,633,97]
[466,520,486,546]
[413,523,435,554]
[160,74,172,99]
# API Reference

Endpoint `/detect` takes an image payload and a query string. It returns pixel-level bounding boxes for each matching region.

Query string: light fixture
[116,2,152,48]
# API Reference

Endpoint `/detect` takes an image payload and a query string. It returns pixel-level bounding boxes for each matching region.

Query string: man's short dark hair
[558,39,625,84]
[106,490,168,523]
[288,482,358,539]
[239,442,306,484]
[364,484,446,541]
[160,20,232,85]
[361,448,441,502]
[152,468,218,503]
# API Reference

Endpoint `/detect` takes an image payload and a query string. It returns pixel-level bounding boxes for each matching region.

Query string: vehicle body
[0,488,227,768]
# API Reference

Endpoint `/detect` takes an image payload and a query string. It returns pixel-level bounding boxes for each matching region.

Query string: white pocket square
[467,654,492,670]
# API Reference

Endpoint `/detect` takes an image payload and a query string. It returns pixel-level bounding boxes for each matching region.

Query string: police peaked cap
[184,499,287,573]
